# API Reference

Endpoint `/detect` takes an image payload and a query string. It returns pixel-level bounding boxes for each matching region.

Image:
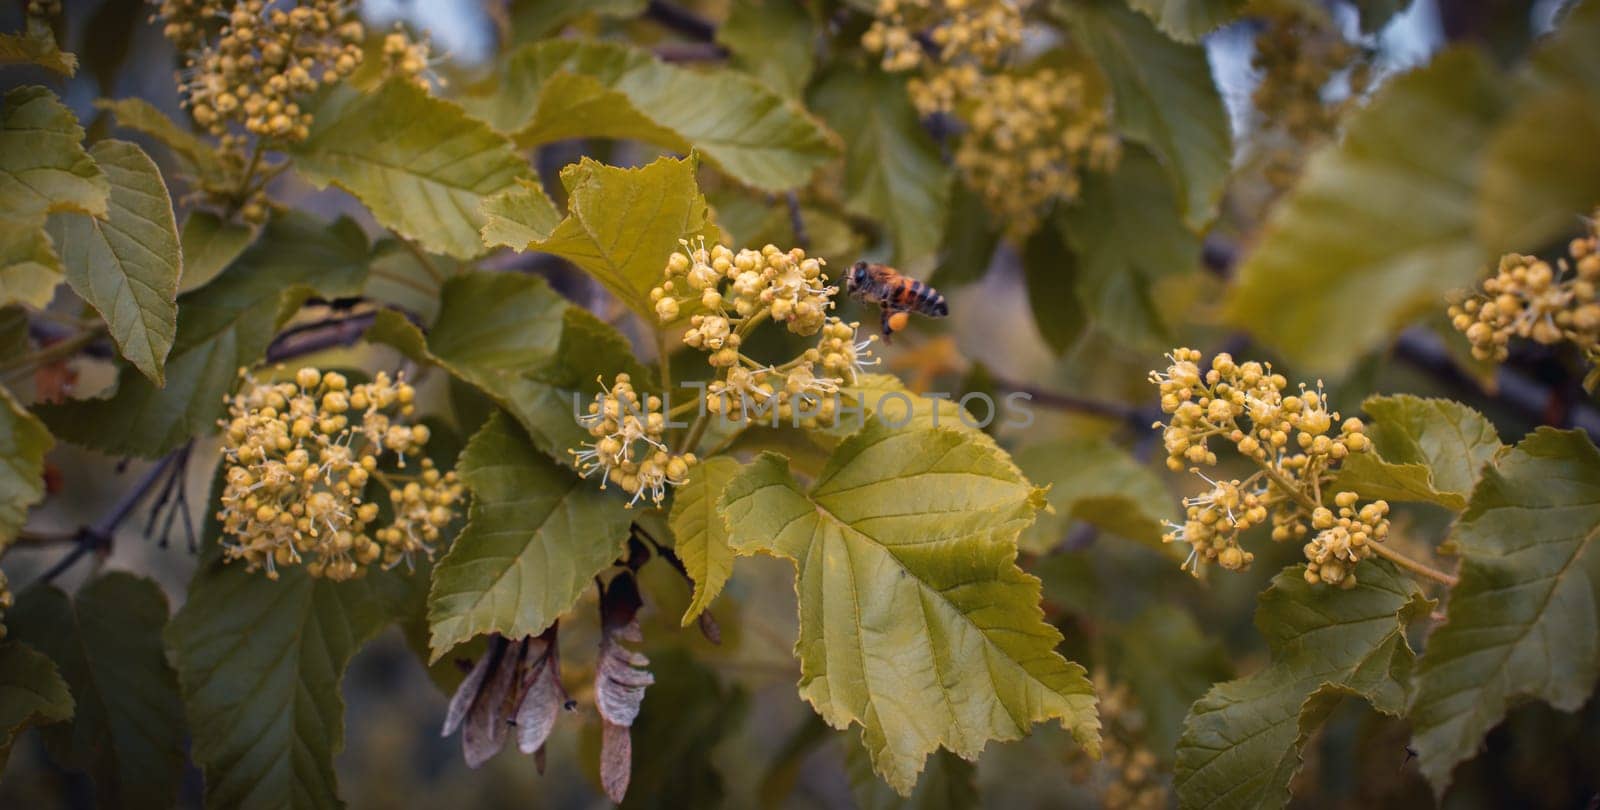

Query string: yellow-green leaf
[667,455,741,625]
[49,140,181,385]
[1174,562,1430,810]
[179,210,254,293]
[0,216,62,309]
[0,85,107,220]
[426,411,634,660]
[96,97,228,183]
[809,65,950,266]
[1015,436,1174,552]
[1063,0,1230,230]
[503,155,718,319]
[0,640,73,768]
[0,20,76,76]
[478,177,561,252]
[1331,394,1503,510]
[719,0,818,98]
[0,385,52,546]
[465,39,838,192]
[719,423,1098,795]
[8,573,183,809]
[1409,428,1600,794]
[1225,48,1509,374]
[291,79,532,259]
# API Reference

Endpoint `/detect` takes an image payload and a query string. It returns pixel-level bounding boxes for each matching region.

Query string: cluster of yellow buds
[152,0,211,51]
[216,367,463,581]
[165,0,365,144]
[381,26,439,89]
[1151,349,1382,579]
[861,0,1024,75]
[1302,492,1391,588]
[950,68,1120,239]
[1250,11,1370,188]
[1448,217,1600,362]
[651,239,837,349]
[569,374,698,508]
[1068,674,1166,810]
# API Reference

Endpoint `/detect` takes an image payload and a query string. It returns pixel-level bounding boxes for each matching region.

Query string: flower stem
[676,410,710,456]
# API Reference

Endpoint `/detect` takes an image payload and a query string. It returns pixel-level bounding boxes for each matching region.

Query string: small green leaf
[465,39,838,192]
[1022,218,1087,355]
[1063,0,1230,230]
[719,0,817,97]
[0,641,73,767]
[0,21,77,76]
[1225,48,1509,374]
[1409,428,1600,794]
[0,216,62,309]
[426,411,633,661]
[291,79,532,259]
[1014,437,1175,553]
[40,212,368,457]
[8,573,183,809]
[50,140,181,385]
[0,384,52,546]
[1056,145,1198,350]
[1331,394,1503,510]
[96,97,229,183]
[503,155,719,320]
[0,85,108,220]
[809,65,950,266]
[667,455,741,625]
[179,210,254,293]
[168,550,416,809]
[1126,0,1248,42]
[478,177,561,252]
[845,740,978,810]
[1174,562,1431,810]
[720,423,1098,796]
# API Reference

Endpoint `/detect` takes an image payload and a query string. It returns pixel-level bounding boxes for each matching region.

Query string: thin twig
[989,378,1149,426]
[644,0,717,41]
[32,447,185,586]
[784,192,809,251]
[265,311,378,362]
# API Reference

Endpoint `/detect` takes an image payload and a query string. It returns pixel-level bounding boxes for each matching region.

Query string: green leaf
[809,65,950,266]
[426,411,633,660]
[509,0,647,40]
[1477,1,1600,253]
[1174,561,1431,810]
[845,740,978,810]
[291,79,532,259]
[1126,0,1248,42]
[0,641,73,767]
[719,423,1098,795]
[719,0,817,98]
[0,216,62,309]
[0,22,77,76]
[7,573,183,809]
[179,210,254,293]
[1331,394,1503,510]
[168,551,416,809]
[465,39,838,192]
[1014,437,1174,553]
[0,385,52,546]
[1408,428,1600,794]
[667,455,741,625]
[1062,0,1230,230]
[0,85,108,220]
[1108,605,1233,759]
[931,183,998,288]
[1056,145,1198,350]
[478,177,561,252]
[499,155,719,319]
[96,97,229,183]
[1022,215,1087,355]
[1224,48,1509,374]
[49,140,181,385]
[40,212,368,457]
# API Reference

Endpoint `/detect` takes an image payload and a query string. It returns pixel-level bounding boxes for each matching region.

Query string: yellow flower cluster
[1251,11,1370,188]
[861,0,1023,75]
[381,27,438,89]
[650,240,877,426]
[1069,674,1166,810]
[1150,349,1387,584]
[570,374,698,508]
[1448,217,1600,362]
[951,68,1120,239]
[217,367,463,581]
[165,0,365,144]
[1302,491,1390,588]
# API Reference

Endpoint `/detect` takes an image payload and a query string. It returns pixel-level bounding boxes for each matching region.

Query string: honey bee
[844,261,948,341]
